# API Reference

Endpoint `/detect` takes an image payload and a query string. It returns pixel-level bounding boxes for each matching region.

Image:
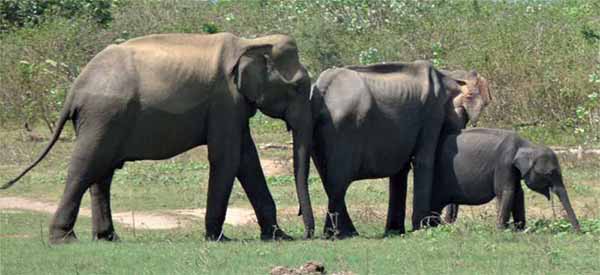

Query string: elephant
[309,61,491,238]
[429,128,581,231]
[2,32,316,243]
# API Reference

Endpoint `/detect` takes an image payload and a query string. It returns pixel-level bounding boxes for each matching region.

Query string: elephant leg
[236,130,291,241]
[323,180,356,239]
[90,170,119,241]
[511,183,526,231]
[204,126,241,241]
[496,190,514,230]
[411,123,442,230]
[443,204,459,224]
[412,157,436,230]
[494,168,518,230]
[50,147,113,244]
[385,164,410,236]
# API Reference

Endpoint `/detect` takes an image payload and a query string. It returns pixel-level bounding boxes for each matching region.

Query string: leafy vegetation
[0,0,116,31]
[0,2,599,274]
[0,0,599,145]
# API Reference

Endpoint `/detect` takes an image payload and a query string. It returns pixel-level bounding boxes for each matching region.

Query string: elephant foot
[205,233,232,242]
[93,231,120,242]
[323,228,358,240]
[413,214,442,230]
[49,230,78,245]
[495,223,509,231]
[513,221,526,231]
[260,227,294,241]
[383,228,406,238]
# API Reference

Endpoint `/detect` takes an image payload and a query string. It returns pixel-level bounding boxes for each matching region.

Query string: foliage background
[0,0,599,145]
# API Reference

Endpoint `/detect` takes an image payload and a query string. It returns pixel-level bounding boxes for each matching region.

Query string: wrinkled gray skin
[387,69,492,235]
[310,61,490,238]
[430,128,581,231]
[2,33,316,243]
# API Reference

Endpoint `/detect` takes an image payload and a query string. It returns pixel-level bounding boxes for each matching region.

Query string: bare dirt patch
[0,196,256,230]
[261,158,291,177]
[171,208,255,226]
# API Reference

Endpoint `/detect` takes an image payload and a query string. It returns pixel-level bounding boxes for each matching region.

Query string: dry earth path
[0,157,291,230]
[0,196,256,230]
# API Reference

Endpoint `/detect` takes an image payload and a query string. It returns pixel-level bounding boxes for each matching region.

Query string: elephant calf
[430,128,581,231]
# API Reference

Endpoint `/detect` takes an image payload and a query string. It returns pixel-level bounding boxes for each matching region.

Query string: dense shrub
[0,0,598,145]
[0,0,115,31]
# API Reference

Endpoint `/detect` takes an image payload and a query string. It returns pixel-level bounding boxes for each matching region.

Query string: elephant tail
[1,98,72,189]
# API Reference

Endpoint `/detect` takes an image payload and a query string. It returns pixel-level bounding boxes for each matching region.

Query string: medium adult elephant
[388,69,492,234]
[2,33,315,243]
[309,61,491,238]
[430,128,580,231]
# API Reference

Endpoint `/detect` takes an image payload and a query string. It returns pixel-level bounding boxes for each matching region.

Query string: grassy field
[1,1,599,274]
[1,114,600,274]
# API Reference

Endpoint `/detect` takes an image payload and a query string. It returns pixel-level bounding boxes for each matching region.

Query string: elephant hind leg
[50,156,114,244]
[443,204,459,224]
[49,129,123,244]
[323,179,357,239]
[90,170,119,241]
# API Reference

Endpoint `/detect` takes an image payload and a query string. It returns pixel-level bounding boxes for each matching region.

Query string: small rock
[270,266,295,275]
[299,261,325,274]
[270,261,326,275]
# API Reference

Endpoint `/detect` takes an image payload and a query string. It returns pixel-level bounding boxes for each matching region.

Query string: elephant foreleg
[90,170,119,241]
[494,168,518,230]
[511,183,526,230]
[236,130,291,241]
[411,122,442,230]
[385,164,410,236]
[205,125,241,241]
[496,190,514,230]
[412,155,436,230]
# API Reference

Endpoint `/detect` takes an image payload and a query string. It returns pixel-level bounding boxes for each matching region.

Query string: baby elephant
[430,128,581,231]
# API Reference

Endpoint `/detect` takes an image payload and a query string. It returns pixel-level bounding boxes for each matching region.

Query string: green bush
[0,0,598,145]
[0,0,116,31]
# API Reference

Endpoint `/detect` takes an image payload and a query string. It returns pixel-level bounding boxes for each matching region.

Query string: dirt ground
[0,196,256,230]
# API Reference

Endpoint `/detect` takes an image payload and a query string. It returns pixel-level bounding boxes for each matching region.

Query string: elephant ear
[477,76,492,106]
[231,45,273,103]
[235,54,267,103]
[513,148,535,178]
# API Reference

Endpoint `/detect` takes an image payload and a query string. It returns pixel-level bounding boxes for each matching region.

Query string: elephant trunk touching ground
[286,78,315,238]
[552,186,581,231]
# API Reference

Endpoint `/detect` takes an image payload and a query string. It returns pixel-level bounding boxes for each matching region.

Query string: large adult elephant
[309,62,491,238]
[2,33,315,243]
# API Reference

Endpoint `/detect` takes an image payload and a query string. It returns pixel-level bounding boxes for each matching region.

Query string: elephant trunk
[552,186,581,232]
[287,89,315,239]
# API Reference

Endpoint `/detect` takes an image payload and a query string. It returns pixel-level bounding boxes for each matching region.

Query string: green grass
[2,212,599,275]
[1,125,600,274]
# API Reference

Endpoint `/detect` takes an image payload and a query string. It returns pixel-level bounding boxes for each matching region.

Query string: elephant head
[442,70,492,130]
[513,146,581,231]
[228,35,314,238]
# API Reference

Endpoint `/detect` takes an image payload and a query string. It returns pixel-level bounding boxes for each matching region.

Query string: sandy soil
[0,196,255,230]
